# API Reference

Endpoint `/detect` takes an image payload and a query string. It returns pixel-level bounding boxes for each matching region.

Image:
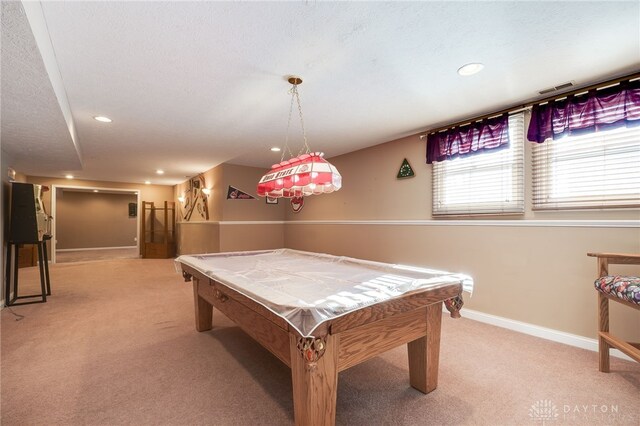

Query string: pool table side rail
[329,284,462,334]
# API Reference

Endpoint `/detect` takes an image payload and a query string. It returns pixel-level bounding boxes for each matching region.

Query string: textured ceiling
[2,1,639,185]
[1,1,81,175]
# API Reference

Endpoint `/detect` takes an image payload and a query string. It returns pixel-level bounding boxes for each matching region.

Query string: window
[532,125,640,209]
[432,113,524,216]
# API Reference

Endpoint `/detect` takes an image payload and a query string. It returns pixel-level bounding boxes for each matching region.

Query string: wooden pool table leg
[193,279,213,331]
[290,334,339,426]
[407,302,442,393]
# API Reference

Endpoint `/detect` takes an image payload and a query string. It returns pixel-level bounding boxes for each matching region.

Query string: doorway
[51,185,141,263]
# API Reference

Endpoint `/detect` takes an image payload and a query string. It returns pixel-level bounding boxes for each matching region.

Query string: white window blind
[432,112,524,216]
[531,125,640,210]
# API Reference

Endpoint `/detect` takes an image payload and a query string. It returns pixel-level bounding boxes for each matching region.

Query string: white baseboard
[461,308,634,362]
[56,246,137,252]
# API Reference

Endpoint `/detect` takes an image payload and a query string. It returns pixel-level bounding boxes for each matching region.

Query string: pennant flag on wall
[227,186,256,200]
[397,158,415,179]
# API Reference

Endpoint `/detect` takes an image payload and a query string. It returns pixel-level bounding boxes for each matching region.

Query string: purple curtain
[426,113,509,164]
[527,79,640,143]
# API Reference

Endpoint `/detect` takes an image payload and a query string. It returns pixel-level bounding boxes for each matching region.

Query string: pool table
[177,250,470,426]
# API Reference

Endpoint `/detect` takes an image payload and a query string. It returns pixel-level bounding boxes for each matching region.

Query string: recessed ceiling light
[156,169,164,175]
[457,62,484,76]
[93,116,112,123]
[65,174,74,179]
[93,189,99,193]
[144,181,151,185]
[270,147,281,152]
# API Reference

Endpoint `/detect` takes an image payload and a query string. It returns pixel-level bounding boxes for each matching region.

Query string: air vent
[555,82,574,90]
[538,87,556,95]
[538,81,575,95]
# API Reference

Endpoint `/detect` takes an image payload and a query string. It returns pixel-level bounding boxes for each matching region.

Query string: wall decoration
[291,196,304,213]
[227,186,256,200]
[128,202,137,217]
[397,158,415,179]
[181,174,209,221]
[266,196,278,205]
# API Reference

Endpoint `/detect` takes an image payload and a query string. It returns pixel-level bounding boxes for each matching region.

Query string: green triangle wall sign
[397,158,415,179]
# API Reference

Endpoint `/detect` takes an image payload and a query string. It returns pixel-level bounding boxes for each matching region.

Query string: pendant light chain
[281,86,297,162]
[293,84,311,156]
[282,82,311,161]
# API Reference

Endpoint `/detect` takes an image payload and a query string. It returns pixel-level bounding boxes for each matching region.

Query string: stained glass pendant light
[257,77,342,198]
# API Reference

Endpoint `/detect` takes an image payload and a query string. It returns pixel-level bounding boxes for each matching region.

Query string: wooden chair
[587,253,640,372]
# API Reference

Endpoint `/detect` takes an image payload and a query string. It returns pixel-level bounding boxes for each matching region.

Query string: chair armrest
[588,253,640,277]
[587,253,640,264]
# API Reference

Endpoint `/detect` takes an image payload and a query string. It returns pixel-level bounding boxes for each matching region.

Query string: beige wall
[175,163,285,255]
[56,190,137,249]
[177,222,220,255]
[285,224,639,340]
[281,121,640,341]
[179,221,287,256]
[286,135,430,221]
[219,224,284,252]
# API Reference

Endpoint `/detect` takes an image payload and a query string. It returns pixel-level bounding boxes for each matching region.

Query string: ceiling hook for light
[287,76,303,86]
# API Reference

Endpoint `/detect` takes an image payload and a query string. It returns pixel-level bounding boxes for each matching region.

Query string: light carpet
[1,258,638,425]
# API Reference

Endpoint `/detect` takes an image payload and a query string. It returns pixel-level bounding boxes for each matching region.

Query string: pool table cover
[176,249,473,337]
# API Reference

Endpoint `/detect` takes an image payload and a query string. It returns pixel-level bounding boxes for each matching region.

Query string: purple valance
[426,113,509,164]
[527,79,640,143]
